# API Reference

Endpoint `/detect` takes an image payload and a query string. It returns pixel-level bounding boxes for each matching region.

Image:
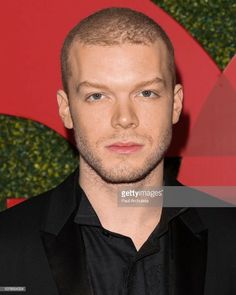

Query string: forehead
[68,41,169,86]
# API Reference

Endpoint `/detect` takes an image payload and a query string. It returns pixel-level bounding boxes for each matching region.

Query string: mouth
[105,142,144,154]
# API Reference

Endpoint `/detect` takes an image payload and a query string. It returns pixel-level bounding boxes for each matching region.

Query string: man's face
[58,41,183,184]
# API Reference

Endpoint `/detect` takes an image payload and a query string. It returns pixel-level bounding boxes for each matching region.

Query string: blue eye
[140,90,157,98]
[87,93,103,101]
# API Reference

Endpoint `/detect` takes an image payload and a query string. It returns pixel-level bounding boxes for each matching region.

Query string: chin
[79,143,166,184]
[94,164,158,184]
[98,173,148,184]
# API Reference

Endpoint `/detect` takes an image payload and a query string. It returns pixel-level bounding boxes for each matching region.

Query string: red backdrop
[0,0,235,191]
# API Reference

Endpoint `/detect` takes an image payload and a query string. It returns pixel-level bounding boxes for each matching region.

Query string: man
[0,7,236,295]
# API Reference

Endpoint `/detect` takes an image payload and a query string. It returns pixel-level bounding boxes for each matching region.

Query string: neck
[78,158,164,249]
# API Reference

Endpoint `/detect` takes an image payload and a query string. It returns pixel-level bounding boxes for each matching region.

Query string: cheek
[72,107,110,142]
[140,104,172,132]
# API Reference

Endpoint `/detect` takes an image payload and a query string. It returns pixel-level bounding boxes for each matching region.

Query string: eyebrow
[75,76,165,93]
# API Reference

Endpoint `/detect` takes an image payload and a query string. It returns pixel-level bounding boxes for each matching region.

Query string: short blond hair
[61,7,176,93]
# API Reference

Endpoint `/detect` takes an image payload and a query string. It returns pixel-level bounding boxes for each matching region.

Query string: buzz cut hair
[61,7,176,94]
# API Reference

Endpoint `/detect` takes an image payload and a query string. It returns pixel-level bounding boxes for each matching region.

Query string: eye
[87,93,104,101]
[138,90,159,98]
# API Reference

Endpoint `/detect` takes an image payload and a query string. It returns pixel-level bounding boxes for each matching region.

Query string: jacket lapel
[169,208,208,295]
[39,167,92,295]
[39,168,208,295]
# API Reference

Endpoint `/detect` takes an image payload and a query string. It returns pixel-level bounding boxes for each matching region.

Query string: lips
[106,142,144,154]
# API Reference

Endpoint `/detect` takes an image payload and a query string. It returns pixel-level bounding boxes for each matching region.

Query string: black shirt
[74,184,185,295]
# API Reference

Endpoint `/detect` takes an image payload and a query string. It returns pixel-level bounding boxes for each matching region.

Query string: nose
[111,99,139,129]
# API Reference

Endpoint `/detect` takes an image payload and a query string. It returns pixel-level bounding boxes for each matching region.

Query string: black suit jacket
[0,167,236,295]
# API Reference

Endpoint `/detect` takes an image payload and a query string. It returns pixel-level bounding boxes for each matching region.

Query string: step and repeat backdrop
[0,0,235,211]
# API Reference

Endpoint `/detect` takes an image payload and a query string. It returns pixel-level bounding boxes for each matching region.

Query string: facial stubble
[73,124,172,184]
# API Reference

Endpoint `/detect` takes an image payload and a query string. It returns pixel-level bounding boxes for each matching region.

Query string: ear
[172,84,183,124]
[57,90,73,129]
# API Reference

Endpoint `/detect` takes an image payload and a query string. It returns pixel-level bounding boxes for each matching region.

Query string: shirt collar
[74,183,102,227]
[74,181,186,235]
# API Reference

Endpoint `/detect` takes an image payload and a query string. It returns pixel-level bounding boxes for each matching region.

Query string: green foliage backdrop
[156,0,236,69]
[0,0,235,211]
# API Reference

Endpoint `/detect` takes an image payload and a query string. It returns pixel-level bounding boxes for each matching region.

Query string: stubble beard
[73,127,172,184]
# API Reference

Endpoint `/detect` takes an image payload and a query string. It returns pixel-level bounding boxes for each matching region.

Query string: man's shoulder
[0,168,78,233]
[196,206,236,230]
[168,180,236,232]
[0,188,53,233]
[178,184,236,236]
